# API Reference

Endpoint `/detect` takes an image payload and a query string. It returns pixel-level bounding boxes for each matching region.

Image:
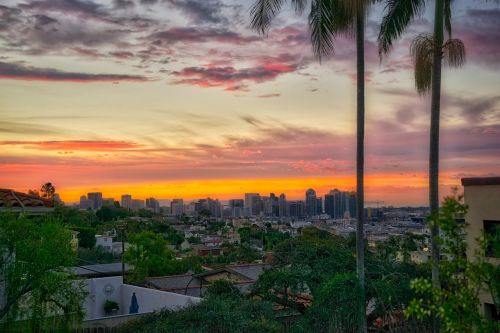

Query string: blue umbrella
[129,292,139,314]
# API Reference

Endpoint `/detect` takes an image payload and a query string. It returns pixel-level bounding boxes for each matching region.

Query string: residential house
[145,263,269,297]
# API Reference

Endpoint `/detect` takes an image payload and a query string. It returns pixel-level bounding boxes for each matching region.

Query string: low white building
[82,276,200,328]
[95,235,113,252]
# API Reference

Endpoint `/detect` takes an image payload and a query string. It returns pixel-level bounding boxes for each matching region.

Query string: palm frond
[309,0,336,60]
[308,0,355,60]
[378,0,426,56]
[410,34,435,95]
[443,38,465,68]
[444,0,452,38]
[291,0,309,14]
[250,0,286,35]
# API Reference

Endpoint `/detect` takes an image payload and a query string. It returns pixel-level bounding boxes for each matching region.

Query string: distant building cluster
[76,188,367,220]
[78,193,160,213]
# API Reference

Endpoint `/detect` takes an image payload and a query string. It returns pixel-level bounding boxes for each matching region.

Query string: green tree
[166,255,203,275]
[205,280,241,299]
[124,231,174,281]
[71,226,96,249]
[0,213,86,332]
[117,294,280,333]
[297,273,362,333]
[53,205,97,228]
[95,205,132,222]
[252,266,310,314]
[405,196,500,332]
[77,246,115,264]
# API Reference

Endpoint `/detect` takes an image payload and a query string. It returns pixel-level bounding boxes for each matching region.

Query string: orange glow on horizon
[49,172,461,206]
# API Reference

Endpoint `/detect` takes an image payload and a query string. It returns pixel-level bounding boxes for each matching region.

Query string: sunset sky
[1,0,499,205]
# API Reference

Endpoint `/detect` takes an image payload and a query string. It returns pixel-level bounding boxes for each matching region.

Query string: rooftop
[70,263,132,277]
[0,188,54,214]
[461,177,500,186]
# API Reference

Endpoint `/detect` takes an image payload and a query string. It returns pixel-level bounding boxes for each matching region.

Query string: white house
[95,235,113,252]
[82,276,200,328]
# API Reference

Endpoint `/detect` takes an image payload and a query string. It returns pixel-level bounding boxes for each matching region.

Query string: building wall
[82,276,201,321]
[121,284,200,314]
[463,182,500,312]
[83,276,123,320]
[95,235,113,252]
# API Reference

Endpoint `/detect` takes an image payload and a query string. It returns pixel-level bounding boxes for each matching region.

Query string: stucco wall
[82,276,201,321]
[463,183,500,309]
[121,284,200,314]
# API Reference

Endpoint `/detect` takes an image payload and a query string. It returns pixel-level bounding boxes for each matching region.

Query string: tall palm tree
[378,0,465,331]
[250,1,376,331]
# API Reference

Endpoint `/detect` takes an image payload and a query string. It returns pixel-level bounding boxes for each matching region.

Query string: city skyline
[1,0,499,206]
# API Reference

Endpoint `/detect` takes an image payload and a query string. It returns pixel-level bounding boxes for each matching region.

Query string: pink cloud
[172,53,301,91]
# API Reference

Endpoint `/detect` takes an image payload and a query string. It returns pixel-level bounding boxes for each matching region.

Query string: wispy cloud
[0,140,145,151]
[0,61,150,82]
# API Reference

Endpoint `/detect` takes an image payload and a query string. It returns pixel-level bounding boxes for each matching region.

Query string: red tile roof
[0,189,54,208]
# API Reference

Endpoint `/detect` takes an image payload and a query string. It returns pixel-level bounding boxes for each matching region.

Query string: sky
[0,0,499,205]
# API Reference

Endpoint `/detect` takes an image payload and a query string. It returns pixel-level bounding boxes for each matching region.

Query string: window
[483,220,500,258]
[484,303,499,324]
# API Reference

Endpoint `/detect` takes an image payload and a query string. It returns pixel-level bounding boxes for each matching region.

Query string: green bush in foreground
[117,293,280,333]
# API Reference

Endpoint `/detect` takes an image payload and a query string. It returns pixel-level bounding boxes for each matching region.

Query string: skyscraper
[171,199,184,216]
[87,192,103,210]
[348,192,357,219]
[244,193,261,216]
[121,194,132,210]
[229,199,244,217]
[316,197,323,215]
[79,195,93,210]
[131,199,145,211]
[324,193,334,218]
[270,193,279,217]
[146,197,160,213]
[305,188,317,216]
[278,193,286,217]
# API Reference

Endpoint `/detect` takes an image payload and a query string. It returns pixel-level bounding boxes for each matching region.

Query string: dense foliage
[0,213,87,332]
[238,225,291,251]
[124,231,175,281]
[406,196,500,332]
[118,290,280,333]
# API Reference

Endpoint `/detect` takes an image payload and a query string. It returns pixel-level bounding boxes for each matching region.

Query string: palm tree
[250,1,376,331]
[40,182,56,200]
[378,0,465,331]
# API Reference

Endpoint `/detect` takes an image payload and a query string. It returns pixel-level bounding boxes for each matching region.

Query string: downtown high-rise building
[278,193,286,217]
[305,188,317,216]
[287,200,305,218]
[102,198,115,206]
[171,199,184,216]
[121,194,132,210]
[146,197,160,213]
[87,192,103,210]
[79,195,93,210]
[324,189,357,219]
[229,199,244,217]
[244,193,261,216]
[130,199,145,211]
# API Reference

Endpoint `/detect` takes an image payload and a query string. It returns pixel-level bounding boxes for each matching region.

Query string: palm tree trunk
[356,11,367,333]
[430,0,444,332]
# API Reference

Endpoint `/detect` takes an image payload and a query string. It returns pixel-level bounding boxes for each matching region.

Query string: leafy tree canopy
[0,213,86,332]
